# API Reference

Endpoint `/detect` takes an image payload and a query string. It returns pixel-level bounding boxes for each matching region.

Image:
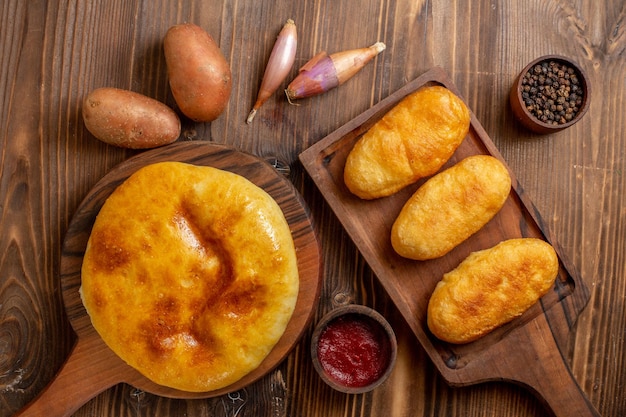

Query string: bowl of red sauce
[311,304,397,394]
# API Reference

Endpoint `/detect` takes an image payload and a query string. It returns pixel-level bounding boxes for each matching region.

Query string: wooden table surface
[1,1,624,416]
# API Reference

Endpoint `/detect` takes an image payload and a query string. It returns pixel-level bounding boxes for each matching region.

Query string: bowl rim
[310,304,398,394]
[511,54,590,132]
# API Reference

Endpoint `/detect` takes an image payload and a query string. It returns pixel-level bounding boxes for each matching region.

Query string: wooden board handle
[496,315,600,417]
[442,313,600,417]
[15,336,122,417]
[521,317,600,417]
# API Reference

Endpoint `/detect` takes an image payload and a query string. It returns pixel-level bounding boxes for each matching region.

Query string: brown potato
[164,23,232,122]
[427,238,559,344]
[344,86,470,200]
[82,87,181,149]
[391,155,511,260]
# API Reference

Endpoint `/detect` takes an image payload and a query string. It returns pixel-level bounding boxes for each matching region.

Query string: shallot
[247,19,297,124]
[285,41,385,101]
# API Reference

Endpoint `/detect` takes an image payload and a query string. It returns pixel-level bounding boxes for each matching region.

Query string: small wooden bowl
[310,304,397,394]
[509,55,590,134]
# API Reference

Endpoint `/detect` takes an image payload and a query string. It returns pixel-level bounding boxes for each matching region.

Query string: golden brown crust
[80,162,299,392]
[343,85,470,199]
[391,155,511,260]
[426,238,559,344]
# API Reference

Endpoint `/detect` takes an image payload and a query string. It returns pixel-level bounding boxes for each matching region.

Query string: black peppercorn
[520,60,585,126]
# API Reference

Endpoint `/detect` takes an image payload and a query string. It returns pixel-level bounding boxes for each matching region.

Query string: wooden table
[1,1,624,416]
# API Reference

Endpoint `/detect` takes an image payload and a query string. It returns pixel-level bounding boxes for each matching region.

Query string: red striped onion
[285,42,385,101]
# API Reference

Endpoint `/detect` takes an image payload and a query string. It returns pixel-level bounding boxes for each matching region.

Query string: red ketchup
[316,314,392,388]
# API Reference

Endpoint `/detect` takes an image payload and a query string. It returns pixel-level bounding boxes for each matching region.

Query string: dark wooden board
[299,67,599,417]
[17,142,322,417]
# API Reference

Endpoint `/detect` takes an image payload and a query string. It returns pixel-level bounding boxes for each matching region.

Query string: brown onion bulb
[247,19,297,124]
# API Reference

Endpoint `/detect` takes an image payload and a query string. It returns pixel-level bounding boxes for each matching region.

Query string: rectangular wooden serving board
[299,66,588,373]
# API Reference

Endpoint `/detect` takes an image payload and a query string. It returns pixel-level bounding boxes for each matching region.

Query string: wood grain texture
[1,0,624,416]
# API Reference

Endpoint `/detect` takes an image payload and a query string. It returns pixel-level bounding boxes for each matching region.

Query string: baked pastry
[80,161,299,392]
[427,238,559,344]
[343,85,470,199]
[391,155,511,260]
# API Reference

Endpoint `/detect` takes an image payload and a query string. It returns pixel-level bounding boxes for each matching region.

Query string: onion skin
[247,19,297,124]
[285,42,385,101]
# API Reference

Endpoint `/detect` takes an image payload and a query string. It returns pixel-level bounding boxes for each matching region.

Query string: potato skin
[427,238,559,344]
[391,155,511,260]
[344,85,470,199]
[164,23,232,122]
[82,87,181,149]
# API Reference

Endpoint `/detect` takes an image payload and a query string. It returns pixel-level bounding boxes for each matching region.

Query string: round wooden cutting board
[17,141,322,417]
